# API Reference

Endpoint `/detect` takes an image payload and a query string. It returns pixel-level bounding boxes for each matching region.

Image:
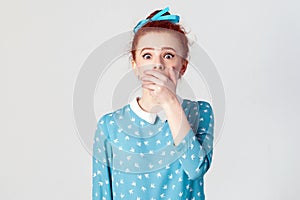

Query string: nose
[153,65,165,70]
[152,54,165,71]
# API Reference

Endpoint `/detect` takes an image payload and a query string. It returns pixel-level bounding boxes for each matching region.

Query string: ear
[179,59,188,77]
[131,60,138,76]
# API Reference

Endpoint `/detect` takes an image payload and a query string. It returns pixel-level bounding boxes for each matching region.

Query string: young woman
[92,7,214,200]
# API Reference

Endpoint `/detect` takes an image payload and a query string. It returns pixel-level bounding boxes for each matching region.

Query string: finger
[141,76,163,86]
[169,67,178,86]
[144,70,168,82]
[142,77,174,94]
[142,84,157,93]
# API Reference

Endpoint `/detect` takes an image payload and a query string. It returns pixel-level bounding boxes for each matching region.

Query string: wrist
[163,96,181,113]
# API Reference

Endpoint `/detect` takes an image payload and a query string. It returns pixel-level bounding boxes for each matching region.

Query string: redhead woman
[92,7,214,200]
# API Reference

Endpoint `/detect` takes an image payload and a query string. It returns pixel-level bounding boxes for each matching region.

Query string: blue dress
[92,98,214,200]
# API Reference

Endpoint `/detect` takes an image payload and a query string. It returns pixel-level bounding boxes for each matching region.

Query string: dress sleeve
[176,101,214,180]
[92,115,113,200]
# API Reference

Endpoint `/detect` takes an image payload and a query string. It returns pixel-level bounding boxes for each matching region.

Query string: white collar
[129,95,183,124]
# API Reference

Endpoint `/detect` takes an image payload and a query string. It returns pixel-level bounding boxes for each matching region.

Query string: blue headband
[133,7,180,33]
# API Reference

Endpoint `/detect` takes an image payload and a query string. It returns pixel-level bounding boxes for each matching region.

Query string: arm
[166,100,214,180]
[92,116,113,200]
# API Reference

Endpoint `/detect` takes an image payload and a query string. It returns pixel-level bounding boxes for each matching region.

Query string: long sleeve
[92,116,113,200]
[176,101,214,180]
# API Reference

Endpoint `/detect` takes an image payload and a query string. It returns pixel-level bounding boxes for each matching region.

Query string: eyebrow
[139,47,177,54]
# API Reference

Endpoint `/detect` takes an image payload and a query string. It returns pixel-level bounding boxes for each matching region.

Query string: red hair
[131,10,189,61]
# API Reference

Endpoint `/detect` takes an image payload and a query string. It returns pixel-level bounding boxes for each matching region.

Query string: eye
[163,53,175,59]
[142,53,152,59]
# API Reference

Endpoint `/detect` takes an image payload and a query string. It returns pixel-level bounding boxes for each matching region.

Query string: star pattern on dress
[92,99,214,200]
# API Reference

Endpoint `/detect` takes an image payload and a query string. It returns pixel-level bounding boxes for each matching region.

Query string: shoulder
[197,100,213,113]
[96,104,130,127]
[182,99,213,113]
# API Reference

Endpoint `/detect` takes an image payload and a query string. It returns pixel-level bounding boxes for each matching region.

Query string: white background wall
[1,0,299,199]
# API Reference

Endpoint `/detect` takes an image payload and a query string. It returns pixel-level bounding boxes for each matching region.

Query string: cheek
[172,60,184,71]
[135,58,152,66]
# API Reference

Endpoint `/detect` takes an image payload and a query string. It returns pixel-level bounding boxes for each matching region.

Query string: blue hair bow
[133,7,180,33]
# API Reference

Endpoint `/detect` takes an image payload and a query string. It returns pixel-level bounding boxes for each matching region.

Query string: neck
[138,89,163,113]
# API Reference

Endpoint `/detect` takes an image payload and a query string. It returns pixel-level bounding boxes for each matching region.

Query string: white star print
[157,172,161,178]
[149,163,154,169]
[134,131,140,136]
[191,154,195,160]
[113,139,119,143]
[190,143,194,149]
[93,100,214,200]
[141,186,147,192]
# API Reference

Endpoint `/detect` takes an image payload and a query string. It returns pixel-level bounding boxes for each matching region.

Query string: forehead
[135,31,185,57]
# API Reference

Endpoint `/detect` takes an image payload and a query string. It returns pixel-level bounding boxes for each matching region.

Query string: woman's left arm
[165,100,214,180]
